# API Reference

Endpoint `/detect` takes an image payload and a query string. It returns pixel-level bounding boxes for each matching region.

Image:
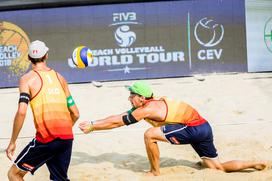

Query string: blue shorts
[161,122,218,159]
[14,138,73,181]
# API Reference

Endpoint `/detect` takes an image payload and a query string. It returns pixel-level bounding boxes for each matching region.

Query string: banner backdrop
[0,0,247,88]
[246,0,272,72]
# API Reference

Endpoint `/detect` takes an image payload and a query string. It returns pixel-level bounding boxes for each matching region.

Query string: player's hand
[6,142,16,161]
[79,121,94,134]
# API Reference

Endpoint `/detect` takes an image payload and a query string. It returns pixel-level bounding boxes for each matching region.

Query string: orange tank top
[30,69,73,143]
[144,97,206,127]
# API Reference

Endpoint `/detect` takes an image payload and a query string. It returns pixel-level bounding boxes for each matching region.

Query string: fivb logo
[264,17,272,53]
[194,17,224,60]
[110,12,140,47]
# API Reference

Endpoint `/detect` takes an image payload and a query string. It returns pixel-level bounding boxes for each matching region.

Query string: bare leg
[144,127,168,176]
[221,160,267,172]
[202,158,267,172]
[202,158,225,171]
[8,164,27,181]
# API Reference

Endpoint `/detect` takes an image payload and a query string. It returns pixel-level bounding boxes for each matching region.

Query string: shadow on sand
[71,151,202,172]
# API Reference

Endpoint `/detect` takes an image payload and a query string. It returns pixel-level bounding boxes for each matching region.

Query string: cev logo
[194,17,224,47]
[110,12,139,47]
[194,17,224,60]
[264,17,272,53]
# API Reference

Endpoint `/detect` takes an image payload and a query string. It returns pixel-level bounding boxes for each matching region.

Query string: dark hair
[28,54,47,64]
[145,93,153,100]
[130,92,153,100]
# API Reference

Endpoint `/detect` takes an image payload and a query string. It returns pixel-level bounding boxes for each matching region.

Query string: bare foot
[143,170,160,176]
[144,171,154,176]
[254,161,272,170]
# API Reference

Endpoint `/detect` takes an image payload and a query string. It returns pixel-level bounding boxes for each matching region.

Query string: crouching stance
[79,81,267,176]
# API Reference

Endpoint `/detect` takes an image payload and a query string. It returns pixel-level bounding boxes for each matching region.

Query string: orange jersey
[30,70,73,143]
[144,97,206,127]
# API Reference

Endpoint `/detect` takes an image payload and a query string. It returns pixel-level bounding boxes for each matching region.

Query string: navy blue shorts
[14,138,73,181]
[161,122,218,159]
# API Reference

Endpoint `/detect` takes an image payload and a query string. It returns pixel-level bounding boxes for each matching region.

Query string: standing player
[5,40,79,180]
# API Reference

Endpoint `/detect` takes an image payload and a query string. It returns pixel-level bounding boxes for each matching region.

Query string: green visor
[126,81,153,98]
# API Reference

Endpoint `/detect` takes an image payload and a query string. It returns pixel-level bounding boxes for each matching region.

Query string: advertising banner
[0,0,247,88]
[246,0,272,72]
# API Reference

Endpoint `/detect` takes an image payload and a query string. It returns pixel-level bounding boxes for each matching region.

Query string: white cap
[28,40,49,59]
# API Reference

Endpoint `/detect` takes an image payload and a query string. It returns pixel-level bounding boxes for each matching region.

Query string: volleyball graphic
[71,46,93,68]
[0,21,30,76]
[115,25,136,47]
[194,17,224,47]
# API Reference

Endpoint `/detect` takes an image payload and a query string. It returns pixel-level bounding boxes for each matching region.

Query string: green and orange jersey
[30,69,73,143]
[143,97,206,127]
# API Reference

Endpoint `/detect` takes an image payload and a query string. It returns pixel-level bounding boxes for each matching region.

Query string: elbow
[75,113,80,120]
[17,110,26,117]
[73,112,80,120]
[115,120,125,127]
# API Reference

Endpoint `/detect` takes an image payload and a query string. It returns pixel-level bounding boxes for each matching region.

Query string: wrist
[10,138,17,143]
[9,140,16,145]
[88,121,95,132]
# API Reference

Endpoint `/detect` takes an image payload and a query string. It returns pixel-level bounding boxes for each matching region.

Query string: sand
[1,72,272,181]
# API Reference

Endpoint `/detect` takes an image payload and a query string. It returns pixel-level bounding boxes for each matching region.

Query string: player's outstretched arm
[79,104,153,134]
[79,113,128,134]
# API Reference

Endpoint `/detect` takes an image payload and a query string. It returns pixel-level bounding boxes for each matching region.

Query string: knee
[202,159,225,172]
[212,165,225,172]
[8,165,25,180]
[7,167,15,180]
[144,128,155,143]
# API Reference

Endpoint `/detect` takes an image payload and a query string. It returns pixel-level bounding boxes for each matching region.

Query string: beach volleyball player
[79,81,268,176]
[5,40,79,181]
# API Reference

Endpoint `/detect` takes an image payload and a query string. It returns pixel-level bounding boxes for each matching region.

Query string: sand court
[1,72,272,181]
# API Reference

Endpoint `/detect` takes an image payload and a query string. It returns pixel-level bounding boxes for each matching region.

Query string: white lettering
[48,88,60,95]
[92,49,113,56]
[137,52,185,64]
[0,45,17,52]
[0,52,21,59]
[147,53,159,63]
[0,59,12,67]
[85,46,185,67]
[198,50,206,60]
[172,52,185,62]
[206,50,213,60]
[114,46,165,55]
[89,55,133,66]
[112,56,121,65]
[137,54,146,64]
[214,49,223,59]
[197,49,223,60]
[99,56,112,66]
[121,55,133,64]
[113,12,136,22]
